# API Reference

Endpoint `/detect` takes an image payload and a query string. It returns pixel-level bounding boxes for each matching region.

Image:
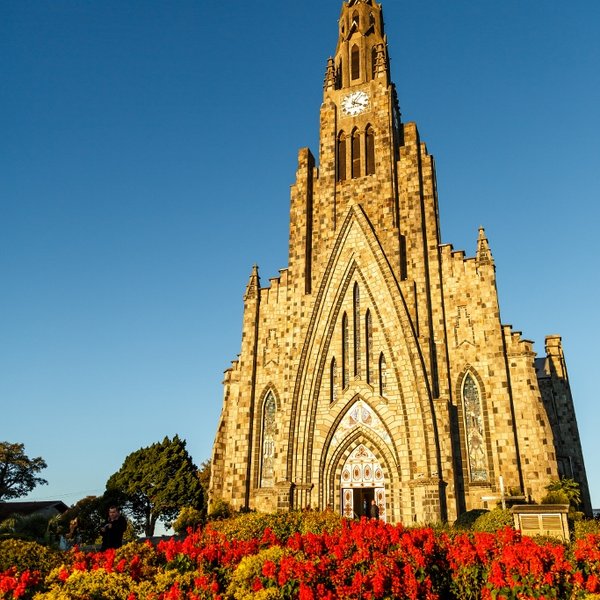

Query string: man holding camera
[100,505,127,550]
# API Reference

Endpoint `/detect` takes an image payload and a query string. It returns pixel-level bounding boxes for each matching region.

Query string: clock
[341,91,370,116]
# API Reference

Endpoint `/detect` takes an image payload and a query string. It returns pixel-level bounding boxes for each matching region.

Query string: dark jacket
[369,502,380,519]
[100,514,127,550]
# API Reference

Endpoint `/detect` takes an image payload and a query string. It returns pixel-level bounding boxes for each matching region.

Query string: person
[369,499,380,520]
[100,506,127,550]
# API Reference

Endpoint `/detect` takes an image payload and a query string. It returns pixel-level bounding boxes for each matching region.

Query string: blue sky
[2,1,599,514]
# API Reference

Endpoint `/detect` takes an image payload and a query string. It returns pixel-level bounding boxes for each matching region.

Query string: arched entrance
[340,443,386,520]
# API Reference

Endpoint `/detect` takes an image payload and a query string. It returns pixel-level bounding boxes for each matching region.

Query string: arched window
[260,393,276,488]
[337,132,347,181]
[342,313,349,388]
[351,129,361,179]
[462,373,488,482]
[369,12,376,29]
[351,44,360,80]
[352,11,360,29]
[379,353,387,396]
[365,310,372,384]
[365,126,375,175]
[330,357,337,403]
[353,283,360,377]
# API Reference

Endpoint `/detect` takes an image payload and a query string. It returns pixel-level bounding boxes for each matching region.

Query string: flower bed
[2,514,600,599]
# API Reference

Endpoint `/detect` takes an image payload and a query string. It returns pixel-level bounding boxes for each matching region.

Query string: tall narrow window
[351,130,361,179]
[365,310,372,384]
[260,393,276,488]
[351,44,360,80]
[365,126,375,175]
[337,133,347,181]
[462,373,488,482]
[342,313,349,388]
[353,283,360,377]
[352,11,360,28]
[330,358,337,403]
[379,353,387,396]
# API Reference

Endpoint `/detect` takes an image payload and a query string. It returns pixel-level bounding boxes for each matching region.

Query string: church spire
[328,0,389,91]
[244,264,260,301]
[476,227,494,267]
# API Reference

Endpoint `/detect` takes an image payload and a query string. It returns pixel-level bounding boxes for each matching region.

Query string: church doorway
[339,443,386,520]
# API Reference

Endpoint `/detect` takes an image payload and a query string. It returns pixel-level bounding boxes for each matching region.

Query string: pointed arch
[461,371,488,482]
[286,205,442,508]
[259,391,277,488]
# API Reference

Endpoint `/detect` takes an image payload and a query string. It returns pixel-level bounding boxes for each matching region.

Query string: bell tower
[298,0,404,293]
[326,0,389,90]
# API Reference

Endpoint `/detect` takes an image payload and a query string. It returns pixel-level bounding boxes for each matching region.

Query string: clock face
[341,91,370,116]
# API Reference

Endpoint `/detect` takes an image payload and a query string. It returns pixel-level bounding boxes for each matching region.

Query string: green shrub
[173,506,204,534]
[453,509,488,530]
[39,568,136,600]
[227,546,287,600]
[574,518,600,540]
[472,508,513,533]
[208,498,232,521]
[542,490,570,505]
[0,538,61,576]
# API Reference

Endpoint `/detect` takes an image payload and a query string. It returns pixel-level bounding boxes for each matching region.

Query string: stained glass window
[462,374,488,482]
[260,393,276,488]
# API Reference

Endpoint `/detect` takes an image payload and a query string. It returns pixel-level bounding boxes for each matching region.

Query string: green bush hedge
[0,538,62,576]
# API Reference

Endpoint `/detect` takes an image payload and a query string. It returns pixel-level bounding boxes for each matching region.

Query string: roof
[0,501,69,520]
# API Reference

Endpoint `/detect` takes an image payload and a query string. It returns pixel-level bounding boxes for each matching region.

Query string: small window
[330,358,337,403]
[351,130,361,178]
[352,11,359,28]
[337,133,347,181]
[342,313,349,388]
[365,310,372,384]
[353,283,360,377]
[351,45,360,80]
[365,126,375,175]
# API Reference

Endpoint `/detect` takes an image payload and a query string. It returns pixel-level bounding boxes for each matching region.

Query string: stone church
[209,0,591,523]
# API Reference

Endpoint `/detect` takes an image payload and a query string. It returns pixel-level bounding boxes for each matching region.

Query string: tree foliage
[0,441,48,501]
[544,478,581,508]
[105,436,203,537]
[50,496,105,545]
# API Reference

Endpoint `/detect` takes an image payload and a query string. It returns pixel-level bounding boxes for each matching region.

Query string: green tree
[197,459,211,513]
[544,478,581,508]
[105,436,203,537]
[50,496,105,545]
[0,442,48,500]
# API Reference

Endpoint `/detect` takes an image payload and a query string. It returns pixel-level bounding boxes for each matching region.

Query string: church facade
[209,0,591,523]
